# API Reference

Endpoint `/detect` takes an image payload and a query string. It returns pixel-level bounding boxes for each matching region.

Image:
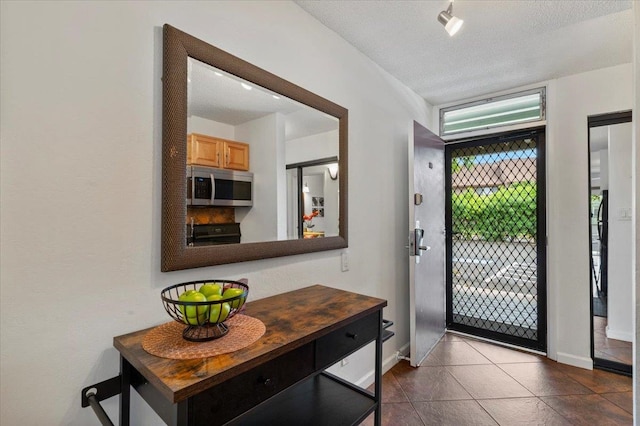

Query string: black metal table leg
[119,357,131,426]
[374,310,382,426]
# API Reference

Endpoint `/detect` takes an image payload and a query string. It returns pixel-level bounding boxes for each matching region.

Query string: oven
[187,223,242,246]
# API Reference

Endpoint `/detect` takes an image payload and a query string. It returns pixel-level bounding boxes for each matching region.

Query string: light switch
[617,208,632,221]
[341,251,349,272]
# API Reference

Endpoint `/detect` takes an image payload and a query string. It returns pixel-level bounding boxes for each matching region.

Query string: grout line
[406,400,428,426]
[481,355,576,425]
[387,369,413,405]
[599,391,634,415]
[385,338,632,425]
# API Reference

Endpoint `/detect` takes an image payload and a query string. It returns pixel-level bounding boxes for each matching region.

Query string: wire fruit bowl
[161,279,249,342]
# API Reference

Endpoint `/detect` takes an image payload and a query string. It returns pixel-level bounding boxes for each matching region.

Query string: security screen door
[445,130,546,351]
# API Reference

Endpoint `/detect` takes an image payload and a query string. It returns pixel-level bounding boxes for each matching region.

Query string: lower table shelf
[228,372,377,426]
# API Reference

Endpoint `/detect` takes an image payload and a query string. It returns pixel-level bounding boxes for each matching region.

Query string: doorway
[588,111,633,375]
[286,156,339,239]
[445,129,547,352]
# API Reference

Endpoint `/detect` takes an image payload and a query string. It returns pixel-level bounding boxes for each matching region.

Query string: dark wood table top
[114,284,387,403]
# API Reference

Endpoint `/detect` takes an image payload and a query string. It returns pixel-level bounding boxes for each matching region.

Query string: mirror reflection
[286,158,339,240]
[186,58,339,246]
[589,116,633,373]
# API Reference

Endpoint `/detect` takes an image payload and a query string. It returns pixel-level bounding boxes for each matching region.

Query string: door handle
[409,221,430,258]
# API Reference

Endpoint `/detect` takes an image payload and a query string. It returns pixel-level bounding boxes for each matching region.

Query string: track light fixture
[437,0,463,36]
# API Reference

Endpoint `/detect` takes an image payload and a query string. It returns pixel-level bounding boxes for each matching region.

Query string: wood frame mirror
[162,24,348,271]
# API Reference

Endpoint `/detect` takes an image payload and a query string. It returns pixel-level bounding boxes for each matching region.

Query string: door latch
[409,221,430,262]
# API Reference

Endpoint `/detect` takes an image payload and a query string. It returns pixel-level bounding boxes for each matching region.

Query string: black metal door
[445,130,546,351]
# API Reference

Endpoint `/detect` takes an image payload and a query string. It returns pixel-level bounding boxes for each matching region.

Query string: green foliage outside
[452,182,537,242]
[451,156,475,173]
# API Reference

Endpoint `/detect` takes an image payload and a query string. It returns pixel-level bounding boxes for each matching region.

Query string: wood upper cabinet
[187,133,249,171]
[223,140,250,171]
[187,133,222,167]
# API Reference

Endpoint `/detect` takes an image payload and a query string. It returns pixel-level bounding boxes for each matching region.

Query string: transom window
[440,88,545,137]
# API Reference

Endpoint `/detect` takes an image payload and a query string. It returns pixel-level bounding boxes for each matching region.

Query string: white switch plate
[618,208,632,221]
[341,251,349,272]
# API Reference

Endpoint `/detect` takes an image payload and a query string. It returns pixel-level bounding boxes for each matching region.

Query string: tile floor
[594,316,633,365]
[364,333,633,425]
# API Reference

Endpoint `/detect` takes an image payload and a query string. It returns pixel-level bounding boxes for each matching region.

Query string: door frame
[286,156,338,239]
[444,127,547,352]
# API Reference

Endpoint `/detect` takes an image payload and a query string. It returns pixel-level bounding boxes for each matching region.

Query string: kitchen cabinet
[114,285,386,425]
[222,139,250,171]
[187,133,250,171]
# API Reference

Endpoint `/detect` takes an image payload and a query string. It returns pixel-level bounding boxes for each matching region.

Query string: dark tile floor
[594,316,633,365]
[364,333,633,425]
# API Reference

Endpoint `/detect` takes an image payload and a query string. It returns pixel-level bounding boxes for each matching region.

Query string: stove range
[187,223,241,246]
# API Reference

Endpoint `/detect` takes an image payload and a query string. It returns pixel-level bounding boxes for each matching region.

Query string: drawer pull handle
[346,332,358,340]
[260,377,272,386]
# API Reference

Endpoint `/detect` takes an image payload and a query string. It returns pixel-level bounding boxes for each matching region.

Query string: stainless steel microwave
[186,166,253,207]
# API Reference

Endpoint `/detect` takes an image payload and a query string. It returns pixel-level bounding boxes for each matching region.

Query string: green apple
[198,283,223,298]
[184,311,207,326]
[222,287,246,309]
[178,290,208,325]
[177,289,198,317]
[206,294,231,323]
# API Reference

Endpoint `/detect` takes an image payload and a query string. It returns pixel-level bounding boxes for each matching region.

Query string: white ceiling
[188,58,338,140]
[295,0,633,106]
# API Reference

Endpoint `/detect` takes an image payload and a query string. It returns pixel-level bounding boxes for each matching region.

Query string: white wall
[548,63,633,368]
[286,129,339,164]
[235,113,284,243]
[187,115,235,139]
[0,1,431,425]
[324,169,340,237]
[607,123,633,342]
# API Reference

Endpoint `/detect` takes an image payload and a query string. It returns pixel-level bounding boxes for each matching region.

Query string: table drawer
[315,313,379,369]
[190,342,315,425]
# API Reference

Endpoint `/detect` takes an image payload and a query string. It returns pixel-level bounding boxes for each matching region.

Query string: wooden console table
[114,285,387,425]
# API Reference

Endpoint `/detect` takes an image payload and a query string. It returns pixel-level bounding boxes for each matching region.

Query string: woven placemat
[142,314,265,360]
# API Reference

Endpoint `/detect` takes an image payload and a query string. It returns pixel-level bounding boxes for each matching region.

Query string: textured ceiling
[295,0,633,106]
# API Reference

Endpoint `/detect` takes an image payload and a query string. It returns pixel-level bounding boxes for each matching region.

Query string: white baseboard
[395,342,411,361]
[556,352,593,370]
[605,326,633,342]
[354,342,410,388]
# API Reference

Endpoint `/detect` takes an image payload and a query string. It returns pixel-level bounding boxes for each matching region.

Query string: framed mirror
[588,110,633,375]
[162,24,348,271]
